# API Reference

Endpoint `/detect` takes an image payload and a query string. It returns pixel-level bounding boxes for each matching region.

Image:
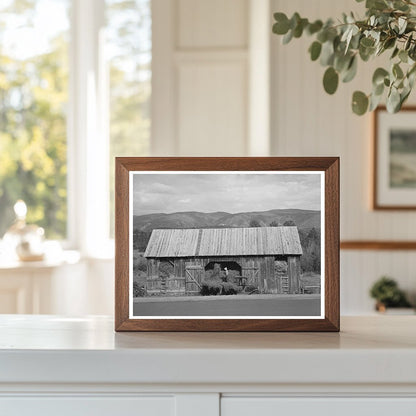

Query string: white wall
[152,0,271,156]
[271,0,416,313]
[34,0,416,317]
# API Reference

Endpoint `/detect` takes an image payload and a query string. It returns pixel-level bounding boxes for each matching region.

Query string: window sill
[0,250,81,271]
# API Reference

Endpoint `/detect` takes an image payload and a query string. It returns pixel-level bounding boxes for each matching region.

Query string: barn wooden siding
[143,227,303,295]
[144,227,302,258]
[146,256,281,295]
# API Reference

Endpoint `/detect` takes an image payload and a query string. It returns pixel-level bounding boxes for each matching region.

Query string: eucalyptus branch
[272,0,416,115]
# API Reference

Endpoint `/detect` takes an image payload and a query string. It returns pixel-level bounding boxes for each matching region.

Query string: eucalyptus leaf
[373,82,385,96]
[372,67,389,85]
[391,47,399,59]
[293,18,308,38]
[342,56,358,82]
[366,0,388,10]
[309,41,322,61]
[272,2,416,115]
[383,37,396,50]
[334,52,349,72]
[323,67,339,94]
[359,44,375,61]
[320,40,335,66]
[369,92,383,111]
[398,17,407,34]
[352,91,369,115]
[408,71,416,88]
[399,49,408,63]
[282,29,293,44]
[387,87,401,112]
[405,33,413,50]
[273,13,290,34]
[307,20,323,35]
[401,87,411,106]
[393,63,404,79]
[360,37,375,48]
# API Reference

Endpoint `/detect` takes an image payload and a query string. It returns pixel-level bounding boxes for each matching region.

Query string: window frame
[67,0,112,257]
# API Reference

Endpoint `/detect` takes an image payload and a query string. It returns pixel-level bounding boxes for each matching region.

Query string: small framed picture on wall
[115,157,339,332]
[374,106,416,209]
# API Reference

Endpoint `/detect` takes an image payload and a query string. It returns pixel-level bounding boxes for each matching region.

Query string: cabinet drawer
[221,397,416,416]
[0,396,174,416]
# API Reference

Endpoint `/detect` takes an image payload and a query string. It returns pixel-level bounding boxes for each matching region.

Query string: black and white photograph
[129,171,324,319]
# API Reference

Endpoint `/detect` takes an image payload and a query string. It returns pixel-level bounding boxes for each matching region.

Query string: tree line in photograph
[133,219,321,274]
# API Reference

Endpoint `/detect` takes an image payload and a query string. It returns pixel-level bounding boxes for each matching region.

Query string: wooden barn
[143,226,303,296]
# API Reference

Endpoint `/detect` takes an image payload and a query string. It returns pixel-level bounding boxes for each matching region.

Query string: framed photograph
[374,106,416,209]
[115,157,339,332]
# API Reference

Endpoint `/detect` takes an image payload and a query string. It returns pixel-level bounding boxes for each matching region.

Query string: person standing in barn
[222,267,229,282]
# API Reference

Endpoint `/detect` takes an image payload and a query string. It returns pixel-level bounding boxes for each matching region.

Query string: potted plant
[369,276,413,313]
[272,0,416,115]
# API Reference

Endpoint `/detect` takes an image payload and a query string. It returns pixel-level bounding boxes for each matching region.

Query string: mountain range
[133,209,320,232]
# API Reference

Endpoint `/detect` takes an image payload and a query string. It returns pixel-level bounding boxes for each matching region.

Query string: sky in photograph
[132,173,322,215]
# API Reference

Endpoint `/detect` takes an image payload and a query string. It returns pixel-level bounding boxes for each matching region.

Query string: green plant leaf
[309,41,322,61]
[273,13,290,34]
[271,2,416,115]
[323,67,339,94]
[393,63,404,79]
[400,87,411,106]
[360,37,375,48]
[383,37,396,50]
[405,34,413,50]
[369,92,383,111]
[282,29,293,44]
[374,82,385,95]
[387,87,401,112]
[372,67,389,86]
[366,0,388,8]
[293,17,309,38]
[352,91,369,115]
[391,47,399,59]
[342,56,357,82]
[320,40,335,66]
[399,49,408,63]
[398,16,407,34]
[307,20,323,35]
[359,42,375,61]
[317,29,328,43]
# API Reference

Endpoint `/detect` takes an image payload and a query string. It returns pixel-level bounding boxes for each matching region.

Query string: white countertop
[0,315,415,387]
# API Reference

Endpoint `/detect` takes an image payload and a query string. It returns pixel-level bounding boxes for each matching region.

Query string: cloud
[133,173,322,215]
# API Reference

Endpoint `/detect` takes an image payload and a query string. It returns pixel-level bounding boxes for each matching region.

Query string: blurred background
[0,0,415,316]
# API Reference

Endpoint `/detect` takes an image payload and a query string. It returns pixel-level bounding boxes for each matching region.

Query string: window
[0,0,70,239]
[0,0,151,251]
[106,0,151,237]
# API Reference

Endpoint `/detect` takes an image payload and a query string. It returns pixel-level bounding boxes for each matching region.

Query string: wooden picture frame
[373,106,416,210]
[115,157,339,332]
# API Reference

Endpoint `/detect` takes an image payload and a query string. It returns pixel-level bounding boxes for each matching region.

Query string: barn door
[242,265,260,290]
[185,263,203,294]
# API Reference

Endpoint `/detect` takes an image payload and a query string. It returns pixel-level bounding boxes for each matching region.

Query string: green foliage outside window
[0,1,69,238]
[0,0,151,239]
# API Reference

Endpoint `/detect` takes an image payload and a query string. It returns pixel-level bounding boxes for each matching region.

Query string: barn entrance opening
[204,261,242,285]
[204,261,242,275]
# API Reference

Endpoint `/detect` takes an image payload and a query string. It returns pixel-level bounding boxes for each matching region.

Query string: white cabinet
[222,398,416,416]
[1,397,175,416]
[1,316,416,416]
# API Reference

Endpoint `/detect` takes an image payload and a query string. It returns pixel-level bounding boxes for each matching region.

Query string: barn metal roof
[143,227,303,258]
